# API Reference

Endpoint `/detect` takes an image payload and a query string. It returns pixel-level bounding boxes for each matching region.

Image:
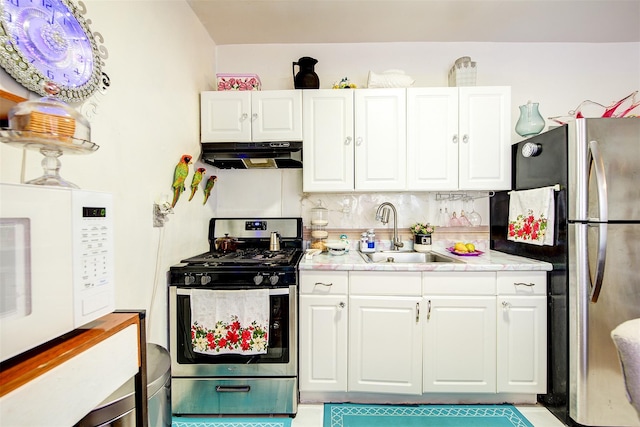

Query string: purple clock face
[0,0,101,102]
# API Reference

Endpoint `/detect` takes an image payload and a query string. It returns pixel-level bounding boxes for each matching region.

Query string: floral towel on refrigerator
[190,288,269,355]
[507,185,557,246]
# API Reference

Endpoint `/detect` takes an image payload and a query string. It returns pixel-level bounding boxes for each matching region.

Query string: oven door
[169,285,297,377]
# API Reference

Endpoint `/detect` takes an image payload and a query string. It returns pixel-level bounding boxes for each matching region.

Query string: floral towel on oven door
[507,185,557,246]
[190,289,269,355]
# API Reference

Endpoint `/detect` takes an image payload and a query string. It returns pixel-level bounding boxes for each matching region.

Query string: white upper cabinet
[201,90,302,142]
[302,90,354,192]
[458,87,511,190]
[354,89,407,191]
[407,86,511,191]
[407,88,459,190]
[304,86,510,192]
[303,89,406,192]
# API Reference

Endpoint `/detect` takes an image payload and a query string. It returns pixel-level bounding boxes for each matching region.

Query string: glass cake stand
[0,129,99,188]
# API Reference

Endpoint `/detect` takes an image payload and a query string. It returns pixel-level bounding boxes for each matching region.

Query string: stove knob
[201,275,211,285]
[253,274,264,285]
[269,274,280,285]
[185,275,195,285]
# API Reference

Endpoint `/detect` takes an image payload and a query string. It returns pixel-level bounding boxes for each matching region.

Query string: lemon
[454,242,468,252]
[465,243,476,252]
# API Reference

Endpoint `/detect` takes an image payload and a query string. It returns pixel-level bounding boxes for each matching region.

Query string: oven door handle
[215,385,251,393]
[176,288,290,296]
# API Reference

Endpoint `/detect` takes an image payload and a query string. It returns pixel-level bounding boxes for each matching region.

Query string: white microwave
[0,183,115,362]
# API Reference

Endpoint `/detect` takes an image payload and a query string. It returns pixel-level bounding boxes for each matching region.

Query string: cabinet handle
[345,136,352,145]
[514,282,535,287]
[314,282,333,287]
[462,134,469,143]
[427,299,432,320]
[338,302,346,309]
[502,301,511,310]
[452,135,458,144]
[251,113,258,121]
[416,302,420,322]
[240,113,249,121]
[356,137,363,146]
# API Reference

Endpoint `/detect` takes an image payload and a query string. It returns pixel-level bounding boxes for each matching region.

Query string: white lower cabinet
[348,271,422,394]
[422,272,497,393]
[496,272,547,393]
[299,271,349,392]
[299,269,547,398]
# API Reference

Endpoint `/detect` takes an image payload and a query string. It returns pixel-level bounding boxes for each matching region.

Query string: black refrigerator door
[490,124,569,264]
[489,125,571,424]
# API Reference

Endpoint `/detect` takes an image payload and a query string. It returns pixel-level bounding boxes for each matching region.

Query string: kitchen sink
[360,251,463,264]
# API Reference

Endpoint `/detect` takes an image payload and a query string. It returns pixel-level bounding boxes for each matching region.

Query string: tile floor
[291,404,567,427]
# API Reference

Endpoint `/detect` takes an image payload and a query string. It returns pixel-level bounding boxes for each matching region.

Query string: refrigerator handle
[589,223,607,303]
[588,140,608,303]
[588,140,608,222]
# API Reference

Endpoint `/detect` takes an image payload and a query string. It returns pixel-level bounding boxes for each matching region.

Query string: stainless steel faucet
[375,202,404,251]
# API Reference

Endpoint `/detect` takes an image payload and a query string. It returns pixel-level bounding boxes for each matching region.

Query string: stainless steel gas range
[168,217,303,416]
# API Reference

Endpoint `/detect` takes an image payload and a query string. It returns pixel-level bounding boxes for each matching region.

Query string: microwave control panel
[72,190,115,327]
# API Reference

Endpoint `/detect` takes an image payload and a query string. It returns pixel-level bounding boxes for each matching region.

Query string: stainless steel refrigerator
[491,118,640,426]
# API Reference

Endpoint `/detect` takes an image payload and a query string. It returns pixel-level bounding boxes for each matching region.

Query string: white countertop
[298,249,552,272]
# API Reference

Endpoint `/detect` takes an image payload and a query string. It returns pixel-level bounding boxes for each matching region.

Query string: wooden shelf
[0,312,139,396]
[0,311,147,426]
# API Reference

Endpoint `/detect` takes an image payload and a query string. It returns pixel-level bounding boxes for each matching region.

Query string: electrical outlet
[153,202,173,227]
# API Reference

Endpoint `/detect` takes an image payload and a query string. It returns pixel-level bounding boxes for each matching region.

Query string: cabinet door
[299,294,348,392]
[354,89,406,191]
[497,295,547,393]
[251,90,302,142]
[422,296,496,393]
[348,295,422,395]
[458,86,511,190]
[407,88,459,190]
[201,91,251,142]
[302,90,354,192]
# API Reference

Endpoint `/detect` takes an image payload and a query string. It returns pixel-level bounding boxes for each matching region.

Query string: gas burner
[180,247,301,267]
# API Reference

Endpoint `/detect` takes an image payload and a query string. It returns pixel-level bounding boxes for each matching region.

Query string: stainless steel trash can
[76,343,171,427]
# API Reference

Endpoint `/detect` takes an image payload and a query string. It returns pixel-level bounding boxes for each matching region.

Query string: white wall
[212,42,640,229]
[0,0,217,346]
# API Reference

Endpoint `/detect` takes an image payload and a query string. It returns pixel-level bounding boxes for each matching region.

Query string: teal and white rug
[324,404,534,427]
[172,417,292,427]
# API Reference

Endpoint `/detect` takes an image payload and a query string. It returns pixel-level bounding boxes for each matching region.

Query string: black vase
[292,57,320,89]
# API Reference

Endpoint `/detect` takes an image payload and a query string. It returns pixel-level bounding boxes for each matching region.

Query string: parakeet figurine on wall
[171,154,192,208]
[188,167,206,201]
[203,175,217,205]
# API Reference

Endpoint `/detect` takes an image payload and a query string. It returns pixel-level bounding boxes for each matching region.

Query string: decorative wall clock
[0,0,104,103]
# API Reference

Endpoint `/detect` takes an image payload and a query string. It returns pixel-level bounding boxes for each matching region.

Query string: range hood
[201,141,303,169]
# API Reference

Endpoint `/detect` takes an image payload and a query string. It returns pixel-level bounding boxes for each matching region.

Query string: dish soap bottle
[360,229,376,253]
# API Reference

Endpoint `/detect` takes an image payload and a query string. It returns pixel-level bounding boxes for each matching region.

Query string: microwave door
[0,218,31,320]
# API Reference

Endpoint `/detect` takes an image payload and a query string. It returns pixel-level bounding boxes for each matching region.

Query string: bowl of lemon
[447,241,483,256]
